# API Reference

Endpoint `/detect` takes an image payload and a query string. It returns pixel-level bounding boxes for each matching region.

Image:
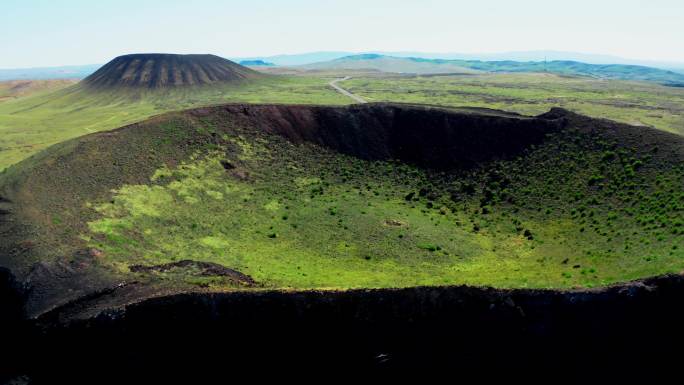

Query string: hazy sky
[2,0,683,68]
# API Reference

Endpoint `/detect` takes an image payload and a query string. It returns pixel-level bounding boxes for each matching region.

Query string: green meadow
[83,125,684,289]
[0,76,350,170]
[345,73,684,135]
[3,72,684,172]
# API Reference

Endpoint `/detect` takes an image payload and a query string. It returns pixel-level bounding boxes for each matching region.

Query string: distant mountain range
[0,64,100,81]
[238,60,275,66]
[230,52,353,67]
[233,50,684,72]
[301,54,480,75]
[300,54,684,86]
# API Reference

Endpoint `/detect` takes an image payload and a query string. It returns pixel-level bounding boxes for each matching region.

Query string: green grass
[0,79,77,103]
[0,76,350,170]
[344,73,684,135]
[1,71,682,291]
[83,128,684,290]
[2,72,684,172]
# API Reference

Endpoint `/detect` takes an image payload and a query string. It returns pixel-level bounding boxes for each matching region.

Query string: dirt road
[329,76,367,104]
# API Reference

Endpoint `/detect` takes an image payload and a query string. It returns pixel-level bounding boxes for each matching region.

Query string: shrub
[417,243,440,252]
[588,175,604,186]
[602,151,617,161]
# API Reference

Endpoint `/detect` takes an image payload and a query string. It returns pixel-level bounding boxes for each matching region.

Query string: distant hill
[302,54,481,75]
[239,60,275,66]
[305,54,684,85]
[452,60,684,85]
[0,64,100,81]
[83,53,263,89]
[231,51,353,66]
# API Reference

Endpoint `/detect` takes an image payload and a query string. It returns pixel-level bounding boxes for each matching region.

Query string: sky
[2,0,684,68]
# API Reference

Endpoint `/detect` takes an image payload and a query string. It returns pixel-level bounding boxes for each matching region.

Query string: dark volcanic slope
[82,53,263,89]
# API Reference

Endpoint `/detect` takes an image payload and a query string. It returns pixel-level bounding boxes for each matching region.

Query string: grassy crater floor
[82,114,683,289]
[1,103,683,314]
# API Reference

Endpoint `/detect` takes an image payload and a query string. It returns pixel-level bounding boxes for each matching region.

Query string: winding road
[329,76,367,104]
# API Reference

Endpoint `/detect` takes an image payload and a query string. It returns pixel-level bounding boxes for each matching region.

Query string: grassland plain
[344,73,684,135]
[0,76,351,170]
[2,72,684,171]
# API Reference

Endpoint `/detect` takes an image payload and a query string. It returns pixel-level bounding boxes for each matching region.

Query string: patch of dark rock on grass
[220,159,236,170]
[129,260,256,286]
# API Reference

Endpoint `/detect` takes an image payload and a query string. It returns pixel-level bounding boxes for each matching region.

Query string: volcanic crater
[2,102,684,378]
[0,102,681,318]
[82,53,263,89]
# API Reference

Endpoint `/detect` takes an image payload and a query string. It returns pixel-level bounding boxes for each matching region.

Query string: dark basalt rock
[20,274,684,382]
[129,260,256,286]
